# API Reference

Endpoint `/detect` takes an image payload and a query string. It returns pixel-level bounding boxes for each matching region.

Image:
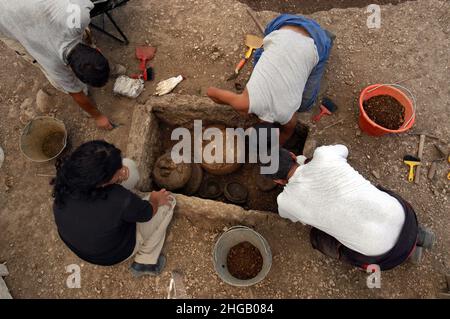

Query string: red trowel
[133,46,156,81]
[312,97,338,122]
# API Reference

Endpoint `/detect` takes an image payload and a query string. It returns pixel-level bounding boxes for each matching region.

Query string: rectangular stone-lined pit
[126,94,287,219]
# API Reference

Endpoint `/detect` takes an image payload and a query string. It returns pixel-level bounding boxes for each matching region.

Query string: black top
[53,185,153,266]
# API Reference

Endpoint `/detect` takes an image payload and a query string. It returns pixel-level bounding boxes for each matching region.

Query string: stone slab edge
[126,104,161,192]
[148,94,260,128]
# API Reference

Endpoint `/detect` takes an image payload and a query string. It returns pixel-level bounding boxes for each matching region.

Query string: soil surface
[240,0,408,14]
[1,0,449,299]
[363,95,405,130]
[227,241,263,280]
[41,132,66,158]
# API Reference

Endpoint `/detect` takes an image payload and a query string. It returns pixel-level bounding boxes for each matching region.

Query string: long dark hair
[52,140,122,207]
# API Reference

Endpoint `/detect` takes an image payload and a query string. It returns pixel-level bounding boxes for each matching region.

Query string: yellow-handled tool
[404,155,421,183]
[447,153,450,180]
[434,144,450,180]
[227,34,263,81]
[448,152,450,180]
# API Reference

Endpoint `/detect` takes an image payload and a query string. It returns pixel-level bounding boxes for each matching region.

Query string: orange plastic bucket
[359,84,416,136]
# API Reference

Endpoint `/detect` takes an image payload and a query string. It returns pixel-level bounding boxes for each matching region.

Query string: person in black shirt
[52,140,175,276]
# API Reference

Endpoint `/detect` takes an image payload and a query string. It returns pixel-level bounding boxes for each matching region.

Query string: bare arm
[69,91,113,130]
[207,87,250,116]
[279,115,297,146]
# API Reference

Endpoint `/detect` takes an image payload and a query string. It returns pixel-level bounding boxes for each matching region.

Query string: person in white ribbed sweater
[264,144,435,270]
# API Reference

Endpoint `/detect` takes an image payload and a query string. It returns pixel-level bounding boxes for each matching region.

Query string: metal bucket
[213,225,272,287]
[0,146,4,168]
[20,116,67,162]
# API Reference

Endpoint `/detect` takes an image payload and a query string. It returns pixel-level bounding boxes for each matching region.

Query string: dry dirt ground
[0,0,449,298]
[239,0,407,14]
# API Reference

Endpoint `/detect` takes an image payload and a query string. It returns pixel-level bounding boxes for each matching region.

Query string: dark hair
[261,148,296,180]
[52,140,122,207]
[67,43,110,87]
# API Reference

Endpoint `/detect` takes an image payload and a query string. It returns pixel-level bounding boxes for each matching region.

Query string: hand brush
[312,97,338,122]
[403,155,420,183]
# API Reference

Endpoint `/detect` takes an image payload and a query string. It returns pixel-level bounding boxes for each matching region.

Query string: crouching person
[263,144,435,271]
[52,140,175,276]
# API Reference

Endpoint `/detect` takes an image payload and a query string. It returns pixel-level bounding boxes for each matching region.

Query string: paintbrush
[312,97,338,122]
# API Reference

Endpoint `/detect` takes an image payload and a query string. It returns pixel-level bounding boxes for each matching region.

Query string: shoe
[324,29,336,45]
[130,255,166,277]
[417,226,435,250]
[408,246,423,265]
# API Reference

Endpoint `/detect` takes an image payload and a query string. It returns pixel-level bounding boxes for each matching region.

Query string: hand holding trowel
[227,34,263,81]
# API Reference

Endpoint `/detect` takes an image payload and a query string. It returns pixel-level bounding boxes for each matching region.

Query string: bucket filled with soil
[213,226,272,287]
[20,116,67,162]
[359,84,415,136]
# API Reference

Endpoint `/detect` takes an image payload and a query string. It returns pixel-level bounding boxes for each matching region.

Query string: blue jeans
[254,14,334,112]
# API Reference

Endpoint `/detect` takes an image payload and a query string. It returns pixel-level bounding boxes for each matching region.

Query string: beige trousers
[121,158,175,265]
[133,195,175,264]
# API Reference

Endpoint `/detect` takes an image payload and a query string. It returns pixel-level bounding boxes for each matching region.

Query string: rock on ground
[0,264,12,299]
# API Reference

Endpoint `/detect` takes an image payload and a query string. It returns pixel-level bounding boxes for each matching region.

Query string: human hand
[289,152,297,161]
[150,189,172,211]
[116,166,129,184]
[94,114,113,130]
[105,166,129,185]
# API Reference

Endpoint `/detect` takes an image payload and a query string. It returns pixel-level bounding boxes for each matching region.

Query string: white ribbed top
[247,29,319,125]
[278,145,405,256]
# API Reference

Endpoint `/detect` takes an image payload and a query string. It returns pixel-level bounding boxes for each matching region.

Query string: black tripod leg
[90,11,129,45]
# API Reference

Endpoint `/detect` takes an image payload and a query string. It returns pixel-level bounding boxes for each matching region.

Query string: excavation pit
[159,123,283,212]
[126,94,308,214]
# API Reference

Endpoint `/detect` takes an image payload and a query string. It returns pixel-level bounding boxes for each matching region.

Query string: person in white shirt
[207,14,334,145]
[0,0,113,130]
[262,143,435,270]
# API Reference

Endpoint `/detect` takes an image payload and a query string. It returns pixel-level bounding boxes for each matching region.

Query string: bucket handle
[223,225,271,257]
[23,120,33,136]
[366,83,416,129]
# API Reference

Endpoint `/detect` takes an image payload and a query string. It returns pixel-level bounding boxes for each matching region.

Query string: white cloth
[120,158,140,190]
[277,145,405,256]
[134,195,175,265]
[247,29,319,125]
[0,0,93,93]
